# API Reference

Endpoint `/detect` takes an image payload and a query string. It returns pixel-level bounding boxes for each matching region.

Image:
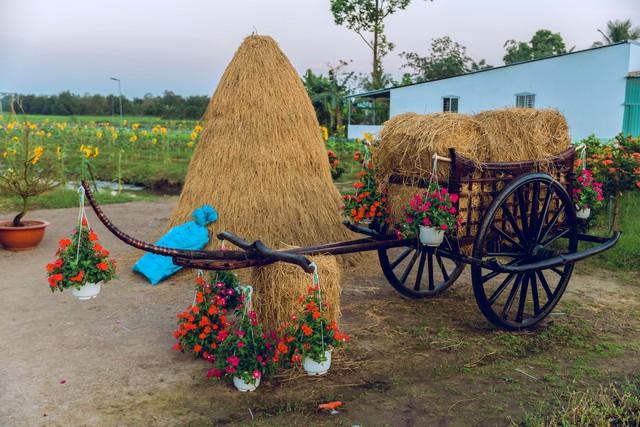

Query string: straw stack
[250,254,341,333]
[475,108,571,163]
[165,35,361,263]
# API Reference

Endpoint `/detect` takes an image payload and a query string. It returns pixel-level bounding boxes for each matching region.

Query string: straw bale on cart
[165,35,362,264]
[373,108,572,239]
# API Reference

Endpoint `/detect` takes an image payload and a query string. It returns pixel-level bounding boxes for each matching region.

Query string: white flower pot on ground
[303,350,332,376]
[71,282,101,300]
[233,376,260,392]
[576,207,591,219]
[419,225,444,246]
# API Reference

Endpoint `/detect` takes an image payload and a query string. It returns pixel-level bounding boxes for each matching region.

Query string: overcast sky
[1,0,639,98]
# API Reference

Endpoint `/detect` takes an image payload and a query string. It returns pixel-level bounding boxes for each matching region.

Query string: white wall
[348,42,639,141]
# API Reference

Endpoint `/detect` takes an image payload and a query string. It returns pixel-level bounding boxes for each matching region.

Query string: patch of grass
[583,192,640,271]
[0,186,158,215]
[522,380,640,426]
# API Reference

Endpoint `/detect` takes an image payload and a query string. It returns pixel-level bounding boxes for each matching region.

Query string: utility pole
[110,77,123,126]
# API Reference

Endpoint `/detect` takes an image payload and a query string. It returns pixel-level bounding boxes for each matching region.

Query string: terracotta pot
[0,220,51,251]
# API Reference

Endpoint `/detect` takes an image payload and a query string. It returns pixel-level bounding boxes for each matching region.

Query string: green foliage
[2,91,209,120]
[0,120,61,225]
[522,380,640,426]
[303,60,355,134]
[401,36,492,83]
[330,0,431,89]
[593,19,640,46]
[503,29,568,64]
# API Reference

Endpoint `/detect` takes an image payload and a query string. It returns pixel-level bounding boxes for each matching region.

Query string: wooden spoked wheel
[378,236,465,298]
[471,173,578,330]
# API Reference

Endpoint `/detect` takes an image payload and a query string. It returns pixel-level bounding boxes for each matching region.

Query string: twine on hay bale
[164,35,362,266]
[250,253,341,334]
[475,107,571,163]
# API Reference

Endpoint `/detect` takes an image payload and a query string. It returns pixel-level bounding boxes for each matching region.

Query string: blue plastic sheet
[132,205,217,285]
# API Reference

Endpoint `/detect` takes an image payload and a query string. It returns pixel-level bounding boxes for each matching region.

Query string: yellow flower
[112,133,118,139]
[12,136,19,142]
[190,132,198,140]
[93,146,99,158]
[187,141,194,147]
[194,125,203,132]
[320,126,328,141]
[32,146,43,164]
[80,144,85,152]
[123,119,127,126]
[364,132,374,142]
[56,146,61,154]
[129,134,138,142]
[132,123,139,131]
[96,131,103,139]
[46,133,52,137]
[160,127,167,135]
[141,131,147,136]
[109,126,115,132]
[153,138,157,144]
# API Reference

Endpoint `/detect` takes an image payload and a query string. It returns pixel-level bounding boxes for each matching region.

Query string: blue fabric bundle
[132,205,218,285]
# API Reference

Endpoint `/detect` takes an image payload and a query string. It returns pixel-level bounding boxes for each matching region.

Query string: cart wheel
[378,236,465,298]
[471,173,578,330]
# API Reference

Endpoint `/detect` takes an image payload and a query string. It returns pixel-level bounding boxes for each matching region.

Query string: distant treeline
[1,91,210,120]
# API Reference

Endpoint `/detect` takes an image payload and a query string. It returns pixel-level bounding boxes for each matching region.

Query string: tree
[303,61,355,135]
[330,0,432,90]
[593,19,640,46]
[401,36,491,82]
[503,29,567,64]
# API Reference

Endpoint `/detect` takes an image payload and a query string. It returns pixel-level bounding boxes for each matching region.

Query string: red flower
[96,262,109,271]
[69,270,84,282]
[88,231,98,241]
[58,239,72,248]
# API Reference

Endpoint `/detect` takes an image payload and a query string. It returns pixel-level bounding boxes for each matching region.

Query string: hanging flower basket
[46,187,117,299]
[418,225,445,247]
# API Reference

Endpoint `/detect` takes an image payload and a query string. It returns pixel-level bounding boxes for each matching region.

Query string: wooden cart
[82,146,619,331]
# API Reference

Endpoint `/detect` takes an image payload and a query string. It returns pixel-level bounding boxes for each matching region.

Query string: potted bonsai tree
[0,118,60,250]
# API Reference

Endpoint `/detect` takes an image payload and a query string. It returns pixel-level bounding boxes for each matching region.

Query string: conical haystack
[166,35,360,261]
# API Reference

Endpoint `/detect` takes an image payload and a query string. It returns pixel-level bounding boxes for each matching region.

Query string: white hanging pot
[576,207,591,219]
[233,376,260,392]
[303,350,332,376]
[419,225,444,246]
[71,282,101,300]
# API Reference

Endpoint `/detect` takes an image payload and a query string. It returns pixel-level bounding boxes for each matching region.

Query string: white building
[346,40,640,142]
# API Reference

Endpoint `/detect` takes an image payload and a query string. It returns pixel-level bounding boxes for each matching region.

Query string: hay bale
[373,112,489,226]
[374,112,490,181]
[165,35,362,265]
[250,254,341,333]
[475,108,570,163]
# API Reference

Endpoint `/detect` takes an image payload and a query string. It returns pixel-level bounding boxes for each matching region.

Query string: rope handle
[75,185,92,264]
[575,143,587,171]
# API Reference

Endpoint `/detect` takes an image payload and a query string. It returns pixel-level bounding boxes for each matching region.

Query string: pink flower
[237,342,245,348]
[253,370,261,379]
[235,330,245,337]
[450,194,459,203]
[227,355,239,366]
[406,216,413,224]
[394,229,403,239]
[206,369,223,378]
[225,366,236,374]
[440,224,448,230]
[421,205,428,212]
[441,188,448,194]
[422,218,431,226]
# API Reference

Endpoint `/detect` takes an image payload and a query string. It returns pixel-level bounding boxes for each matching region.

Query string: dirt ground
[1,198,639,426]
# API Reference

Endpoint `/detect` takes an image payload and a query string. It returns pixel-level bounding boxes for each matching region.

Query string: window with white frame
[516,92,535,108]
[443,96,459,113]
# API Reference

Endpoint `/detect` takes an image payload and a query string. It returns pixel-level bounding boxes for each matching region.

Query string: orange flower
[88,231,98,241]
[96,262,109,271]
[301,324,313,336]
[70,270,84,282]
[193,344,202,353]
[59,239,72,248]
